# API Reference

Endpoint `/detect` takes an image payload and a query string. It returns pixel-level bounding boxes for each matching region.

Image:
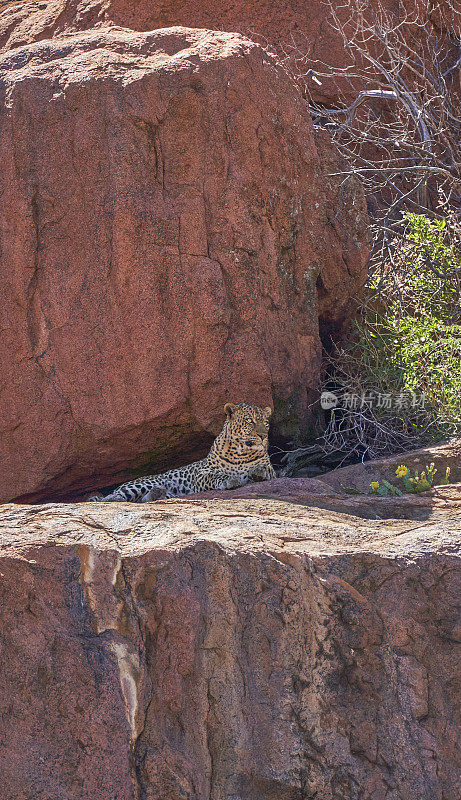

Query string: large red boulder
[1,0,458,103]
[0,27,368,502]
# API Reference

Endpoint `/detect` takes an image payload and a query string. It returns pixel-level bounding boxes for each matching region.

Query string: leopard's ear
[263,406,272,418]
[224,402,238,418]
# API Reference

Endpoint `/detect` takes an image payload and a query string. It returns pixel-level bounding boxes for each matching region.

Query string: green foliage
[370,479,402,496]
[370,463,451,495]
[332,213,461,449]
[439,466,452,485]
[380,479,402,496]
[401,462,436,493]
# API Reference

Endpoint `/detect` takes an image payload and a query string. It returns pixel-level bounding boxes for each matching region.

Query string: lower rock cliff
[0,497,459,800]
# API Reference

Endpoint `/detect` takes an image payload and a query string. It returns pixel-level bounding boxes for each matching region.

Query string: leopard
[88,402,276,502]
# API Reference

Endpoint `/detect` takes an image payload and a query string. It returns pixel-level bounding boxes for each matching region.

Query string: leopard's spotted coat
[89,403,275,502]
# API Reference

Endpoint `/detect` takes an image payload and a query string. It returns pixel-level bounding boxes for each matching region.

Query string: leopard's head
[212,403,272,464]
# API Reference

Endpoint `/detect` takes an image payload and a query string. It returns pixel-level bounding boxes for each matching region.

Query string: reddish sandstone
[0,27,368,502]
[1,0,459,103]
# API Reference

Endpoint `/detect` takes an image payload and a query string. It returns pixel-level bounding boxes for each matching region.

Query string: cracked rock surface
[0,26,368,504]
[1,497,459,799]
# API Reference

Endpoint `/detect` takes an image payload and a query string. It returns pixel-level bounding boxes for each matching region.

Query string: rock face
[1,498,460,800]
[0,27,368,503]
[1,0,458,103]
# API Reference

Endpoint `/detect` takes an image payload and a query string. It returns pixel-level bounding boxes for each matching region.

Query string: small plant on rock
[400,463,434,493]
[440,467,451,485]
[370,463,452,495]
[370,479,402,497]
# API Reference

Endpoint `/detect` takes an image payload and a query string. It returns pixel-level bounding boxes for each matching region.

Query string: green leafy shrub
[326,213,461,457]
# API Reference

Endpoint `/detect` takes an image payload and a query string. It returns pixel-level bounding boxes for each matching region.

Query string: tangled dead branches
[283,0,460,272]
[278,1,461,471]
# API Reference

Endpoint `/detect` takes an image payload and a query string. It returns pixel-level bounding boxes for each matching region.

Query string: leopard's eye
[245,440,253,447]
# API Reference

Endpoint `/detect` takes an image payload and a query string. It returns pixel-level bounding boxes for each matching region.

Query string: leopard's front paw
[248,466,267,481]
[221,474,248,490]
[249,464,276,482]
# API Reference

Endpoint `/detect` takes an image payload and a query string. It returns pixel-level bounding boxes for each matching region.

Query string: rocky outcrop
[0,0,346,72]
[186,436,461,521]
[1,497,460,800]
[319,436,461,495]
[0,0,461,105]
[1,0,458,102]
[0,27,368,503]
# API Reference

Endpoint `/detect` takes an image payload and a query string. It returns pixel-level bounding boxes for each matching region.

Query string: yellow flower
[395,465,408,477]
[370,481,379,491]
[446,467,451,476]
